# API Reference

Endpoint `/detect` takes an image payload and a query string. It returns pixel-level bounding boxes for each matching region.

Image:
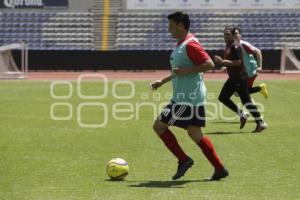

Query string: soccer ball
[106,158,129,180]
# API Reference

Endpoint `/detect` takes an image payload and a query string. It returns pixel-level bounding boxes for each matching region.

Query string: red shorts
[247,75,257,88]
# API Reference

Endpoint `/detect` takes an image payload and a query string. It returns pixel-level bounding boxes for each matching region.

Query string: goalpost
[0,42,28,79]
[280,47,300,74]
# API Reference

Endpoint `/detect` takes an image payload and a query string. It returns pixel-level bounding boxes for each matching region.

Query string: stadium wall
[67,0,89,12]
[12,50,300,71]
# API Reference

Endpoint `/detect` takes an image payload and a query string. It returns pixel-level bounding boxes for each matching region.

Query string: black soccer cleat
[240,112,249,129]
[210,168,229,181]
[252,121,268,133]
[172,157,194,180]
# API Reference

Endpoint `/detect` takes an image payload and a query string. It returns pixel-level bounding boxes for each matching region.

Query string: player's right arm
[214,44,242,67]
[150,74,172,90]
[214,56,241,67]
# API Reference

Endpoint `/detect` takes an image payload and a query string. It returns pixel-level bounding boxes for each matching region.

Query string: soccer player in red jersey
[214,26,267,133]
[150,12,228,181]
[233,27,269,99]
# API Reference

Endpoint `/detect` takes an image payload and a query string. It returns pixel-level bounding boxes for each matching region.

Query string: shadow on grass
[127,179,211,188]
[105,179,127,182]
[205,131,245,135]
[211,120,256,124]
[205,120,256,135]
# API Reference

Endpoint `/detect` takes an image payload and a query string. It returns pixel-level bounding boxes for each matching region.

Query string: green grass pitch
[0,79,299,200]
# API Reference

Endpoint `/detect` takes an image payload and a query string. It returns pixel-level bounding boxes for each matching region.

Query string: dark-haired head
[224,26,236,35]
[223,26,236,44]
[167,11,190,31]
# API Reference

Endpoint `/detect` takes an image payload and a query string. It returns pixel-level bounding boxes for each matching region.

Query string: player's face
[235,30,241,41]
[168,20,180,39]
[224,29,234,44]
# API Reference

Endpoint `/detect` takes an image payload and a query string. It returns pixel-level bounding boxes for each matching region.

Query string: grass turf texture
[0,80,299,200]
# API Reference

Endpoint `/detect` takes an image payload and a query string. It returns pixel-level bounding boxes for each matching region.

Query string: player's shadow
[205,131,245,135]
[127,179,209,188]
[205,120,256,135]
[211,120,256,124]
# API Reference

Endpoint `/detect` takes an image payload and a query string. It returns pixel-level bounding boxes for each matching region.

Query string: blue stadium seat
[115,11,300,50]
[0,11,94,50]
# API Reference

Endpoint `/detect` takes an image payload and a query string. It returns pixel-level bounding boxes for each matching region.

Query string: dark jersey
[224,42,246,78]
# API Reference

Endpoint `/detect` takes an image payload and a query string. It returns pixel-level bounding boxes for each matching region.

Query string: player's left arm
[243,42,263,70]
[253,47,262,70]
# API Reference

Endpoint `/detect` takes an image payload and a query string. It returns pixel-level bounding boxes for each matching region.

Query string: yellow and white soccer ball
[106,158,129,180]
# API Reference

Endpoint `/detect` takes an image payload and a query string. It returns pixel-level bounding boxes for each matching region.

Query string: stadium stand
[90,0,122,50]
[115,11,300,50]
[2,4,299,52]
[0,11,94,50]
[0,0,299,71]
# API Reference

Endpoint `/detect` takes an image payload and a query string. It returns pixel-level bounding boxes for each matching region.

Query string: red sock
[159,129,188,162]
[198,136,224,171]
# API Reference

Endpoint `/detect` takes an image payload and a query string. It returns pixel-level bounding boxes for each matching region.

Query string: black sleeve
[230,44,242,60]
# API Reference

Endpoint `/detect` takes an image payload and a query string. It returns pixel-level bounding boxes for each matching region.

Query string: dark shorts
[158,101,205,129]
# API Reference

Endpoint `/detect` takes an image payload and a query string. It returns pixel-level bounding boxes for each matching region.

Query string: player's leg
[248,75,269,99]
[219,78,248,129]
[236,76,261,96]
[153,118,188,162]
[236,78,267,132]
[250,84,268,99]
[153,102,191,179]
[153,119,168,136]
[248,75,260,94]
[218,78,243,115]
[249,86,261,94]
[259,83,269,99]
[247,75,259,106]
[187,125,228,181]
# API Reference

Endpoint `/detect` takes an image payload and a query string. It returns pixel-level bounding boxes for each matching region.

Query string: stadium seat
[0,11,94,50]
[115,11,300,50]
